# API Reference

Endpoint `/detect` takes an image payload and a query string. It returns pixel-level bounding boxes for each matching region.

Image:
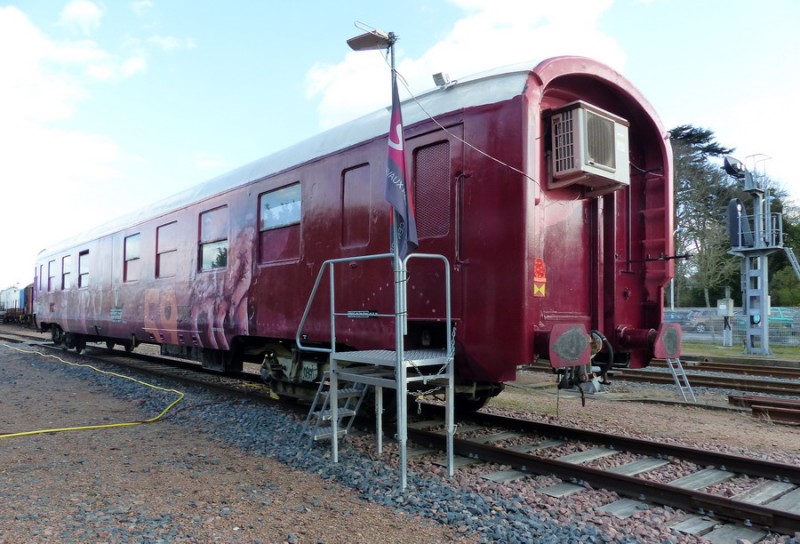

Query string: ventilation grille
[585,111,615,169]
[549,101,630,193]
[552,109,576,174]
[414,141,451,238]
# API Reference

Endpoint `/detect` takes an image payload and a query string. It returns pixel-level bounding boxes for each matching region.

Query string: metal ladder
[666,358,696,402]
[785,247,800,281]
[302,370,368,445]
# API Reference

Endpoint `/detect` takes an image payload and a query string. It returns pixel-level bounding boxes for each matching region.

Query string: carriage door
[407,124,463,259]
[406,124,464,316]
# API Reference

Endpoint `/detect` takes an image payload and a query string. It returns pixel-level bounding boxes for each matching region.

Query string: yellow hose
[0,343,184,439]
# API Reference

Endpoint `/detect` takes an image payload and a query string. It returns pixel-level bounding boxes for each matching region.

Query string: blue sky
[1,0,798,290]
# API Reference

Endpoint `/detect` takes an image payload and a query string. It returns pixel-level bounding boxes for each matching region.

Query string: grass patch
[682,341,800,361]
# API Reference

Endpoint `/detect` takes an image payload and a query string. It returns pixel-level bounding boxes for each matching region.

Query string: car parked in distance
[663,310,691,326]
[733,307,799,331]
[686,309,722,333]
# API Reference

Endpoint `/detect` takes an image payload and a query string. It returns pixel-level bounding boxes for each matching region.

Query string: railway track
[613,368,800,396]
[652,358,800,380]
[526,356,800,397]
[411,406,800,540]
[6,334,800,540]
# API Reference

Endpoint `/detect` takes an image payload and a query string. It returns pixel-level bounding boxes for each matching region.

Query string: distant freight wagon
[0,284,34,324]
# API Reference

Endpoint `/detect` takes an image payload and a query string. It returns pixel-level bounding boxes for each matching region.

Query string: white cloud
[0,7,129,288]
[59,0,104,35]
[131,0,155,16]
[122,55,148,77]
[306,0,625,129]
[148,35,197,51]
[711,79,800,202]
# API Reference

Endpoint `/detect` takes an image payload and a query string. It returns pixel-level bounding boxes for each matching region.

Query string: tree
[769,203,800,305]
[213,247,228,269]
[670,125,739,307]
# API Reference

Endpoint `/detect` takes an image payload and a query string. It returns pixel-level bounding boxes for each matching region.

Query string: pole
[670,278,675,311]
[387,33,409,491]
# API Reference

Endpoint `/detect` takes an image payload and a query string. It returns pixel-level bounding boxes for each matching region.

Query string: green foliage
[771,267,800,306]
[669,124,799,309]
[670,125,739,307]
[213,247,228,268]
[669,125,734,160]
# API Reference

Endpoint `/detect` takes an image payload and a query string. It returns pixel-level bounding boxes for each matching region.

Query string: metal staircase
[302,371,368,444]
[666,358,695,403]
[296,252,455,490]
[785,247,800,281]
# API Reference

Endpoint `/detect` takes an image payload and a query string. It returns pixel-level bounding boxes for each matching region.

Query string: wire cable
[368,45,543,190]
[393,68,542,190]
[0,343,184,439]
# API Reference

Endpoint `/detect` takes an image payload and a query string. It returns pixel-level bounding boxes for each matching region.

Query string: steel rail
[750,405,800,424]
[651,359,800,379]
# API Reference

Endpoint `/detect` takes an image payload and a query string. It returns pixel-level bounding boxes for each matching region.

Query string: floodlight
[347,30,393,51]
[432,72,451,88]
[723,156,746,179]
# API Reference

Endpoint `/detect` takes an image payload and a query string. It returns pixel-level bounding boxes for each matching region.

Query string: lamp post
[347,27,411,489]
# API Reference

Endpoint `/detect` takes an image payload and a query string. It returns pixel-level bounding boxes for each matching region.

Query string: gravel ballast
[2,342,800,543]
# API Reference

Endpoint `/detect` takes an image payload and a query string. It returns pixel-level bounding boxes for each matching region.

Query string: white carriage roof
[40,62,542,257]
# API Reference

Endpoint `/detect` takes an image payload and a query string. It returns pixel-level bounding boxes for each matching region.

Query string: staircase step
[314,408,357,421]
[333,349,449,367]
[322,387,364,399]
[310,425,348,441]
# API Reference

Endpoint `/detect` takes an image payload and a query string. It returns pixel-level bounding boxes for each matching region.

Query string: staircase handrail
[295,252,452,358]
[295,252,394,354]
[404,253,453,359]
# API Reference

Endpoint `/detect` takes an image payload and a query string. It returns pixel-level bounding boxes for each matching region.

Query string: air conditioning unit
[549,101,630,193]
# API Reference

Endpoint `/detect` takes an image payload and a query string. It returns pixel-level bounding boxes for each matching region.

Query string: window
[61,255,72,290]
[47,260,56,292]
[38,265,43,291]
[157,222,178,278]
[200,207,228,271]
[342,165,371,247]
[124,234,141,282]
[78,250,90,287]
[260,183,301,231]
[259,183,301,263]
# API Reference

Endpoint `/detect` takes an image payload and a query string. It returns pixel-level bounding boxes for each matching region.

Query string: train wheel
[51,326,63,346]
[74,336,86,354]
[123,341,135,352]
[454,393,491,413]
[63,333,76,350]
[105,341,116,350]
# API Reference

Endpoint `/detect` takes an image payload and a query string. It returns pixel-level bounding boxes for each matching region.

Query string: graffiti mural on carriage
[143,227,255,350]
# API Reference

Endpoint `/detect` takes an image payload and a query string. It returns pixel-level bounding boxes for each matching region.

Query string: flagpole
[387,33,405,334]
[387,32,409,491]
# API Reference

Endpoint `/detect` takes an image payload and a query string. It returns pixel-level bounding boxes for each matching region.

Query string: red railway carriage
[34,56,676,405]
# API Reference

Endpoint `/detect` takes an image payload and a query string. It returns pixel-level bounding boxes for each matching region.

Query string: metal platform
[296,252,455,490]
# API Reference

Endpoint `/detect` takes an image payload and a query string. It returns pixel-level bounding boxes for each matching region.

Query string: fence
[665,307,800,347]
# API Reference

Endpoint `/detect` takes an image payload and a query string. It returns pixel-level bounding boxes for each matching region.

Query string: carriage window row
[45,251,89,292]
[45,174,462,291]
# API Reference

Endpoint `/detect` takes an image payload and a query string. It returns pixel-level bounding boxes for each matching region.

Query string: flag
[385,75,418,260]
